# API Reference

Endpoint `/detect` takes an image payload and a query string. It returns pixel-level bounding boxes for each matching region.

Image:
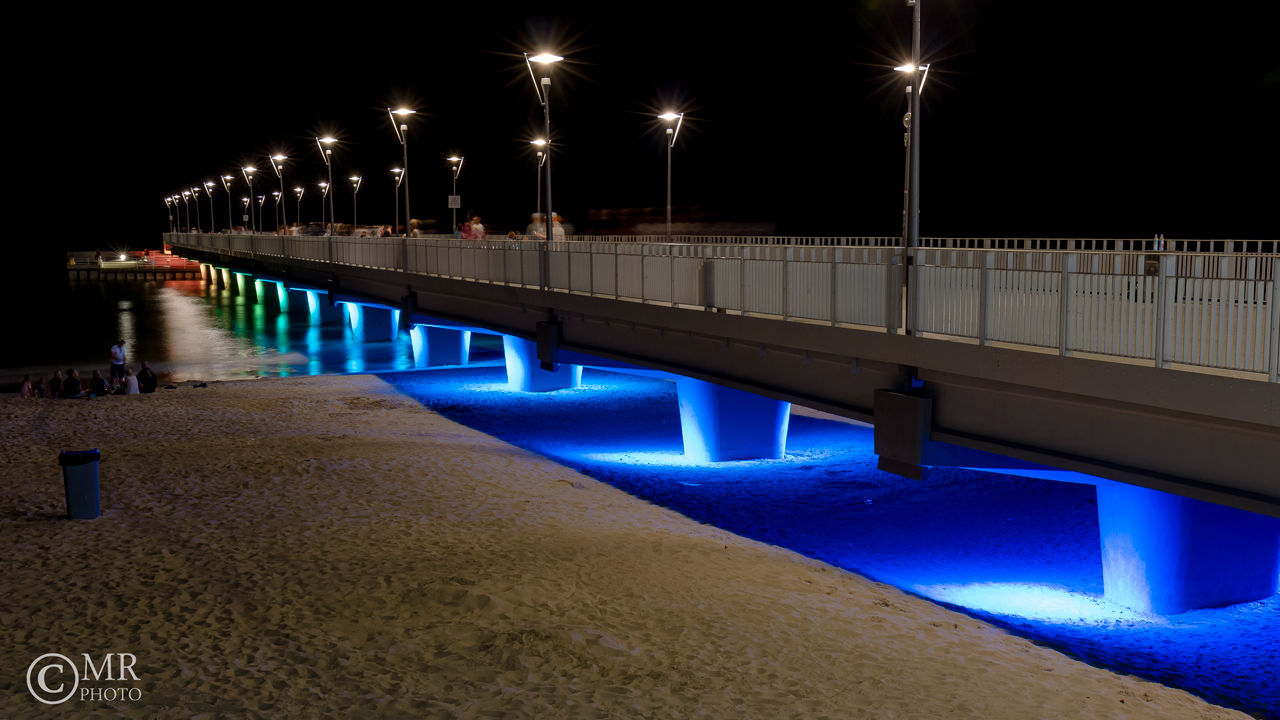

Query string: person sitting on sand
[62,369,83,398]
[50,370,63,398]
[18,375,33,398]
[89,370,109,396]
[137,362,158,394]
[124,368,139,395]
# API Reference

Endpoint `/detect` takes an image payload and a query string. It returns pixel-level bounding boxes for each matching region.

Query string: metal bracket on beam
[536,321,561,371]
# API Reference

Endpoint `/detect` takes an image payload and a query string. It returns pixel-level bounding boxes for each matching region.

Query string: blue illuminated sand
[381,366,1279,716]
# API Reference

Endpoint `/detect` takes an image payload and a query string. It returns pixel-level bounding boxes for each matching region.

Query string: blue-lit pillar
[346,304,395,343]
[410,326,472,368]
[308,291,345,325]
[1097,482,1280,615]
[675,378,791,462]
[255,280,281,311]
[502,335,581,391]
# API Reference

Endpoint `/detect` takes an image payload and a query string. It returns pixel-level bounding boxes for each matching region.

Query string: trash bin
[58,449,101,520]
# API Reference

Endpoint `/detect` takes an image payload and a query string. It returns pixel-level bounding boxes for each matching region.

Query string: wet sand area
[0,375,1250,718]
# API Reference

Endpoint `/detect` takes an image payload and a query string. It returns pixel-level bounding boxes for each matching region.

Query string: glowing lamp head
[448,156,462,162]
[120,254,127,261]
[222,175,234,180]
[349,176,360,181]
[529,139,547,146]
[243,166,256,172]
[529,53,563,64]
[894,64,916,72]
[391,168,402,173]
[270,155,287,161]
[391,108,416,115]
[658,112,681,120]
[319,182,328,187]
[318,137,337,143]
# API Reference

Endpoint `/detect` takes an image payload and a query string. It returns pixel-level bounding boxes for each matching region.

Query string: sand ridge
[0,375,1250,718]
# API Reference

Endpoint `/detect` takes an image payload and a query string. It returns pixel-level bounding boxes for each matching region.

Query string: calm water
[3,279,503,390]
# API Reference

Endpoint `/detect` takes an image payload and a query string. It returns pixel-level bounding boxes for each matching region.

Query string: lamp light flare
[895,64,915,72]
[349,176,361,181]
[318,137,337,143]
[448,156,462,161]
[529,53,563,64]
[271,155,287,160]
[658,112,681,120]
[243,166,256,172]
[391,108,416,115]
[529,139,547,146]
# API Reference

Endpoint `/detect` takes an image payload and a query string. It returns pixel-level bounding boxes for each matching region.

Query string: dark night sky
[25,2,1280,262]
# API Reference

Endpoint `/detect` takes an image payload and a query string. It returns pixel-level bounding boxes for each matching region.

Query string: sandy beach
[0,375,1251,718]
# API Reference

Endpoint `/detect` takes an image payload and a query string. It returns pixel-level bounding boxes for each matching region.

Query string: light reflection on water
[3,279,460,386]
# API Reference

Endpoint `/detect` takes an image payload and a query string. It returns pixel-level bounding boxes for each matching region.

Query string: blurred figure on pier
[137,362,158,394]
[526,213,547,239]
[552,213,567,238]
[471,216,485,239]
[409,219,422,238]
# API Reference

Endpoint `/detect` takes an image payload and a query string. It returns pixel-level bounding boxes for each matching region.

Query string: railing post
[614,244,620,300]
[884,251,899,332]
[740,249,748,317]
[1154,254,1175,368]
[979,250,991,346]
[703,249,712,312]
[1058,253,1076,356]
[669,250,675,307]
[905,249,919,335]
[1270,257,1279,383]
[830,248,838,326]
[782,249,790,321]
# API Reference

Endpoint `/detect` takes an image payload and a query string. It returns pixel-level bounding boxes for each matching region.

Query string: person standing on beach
[137,362,158,394]
[109,339,127,390]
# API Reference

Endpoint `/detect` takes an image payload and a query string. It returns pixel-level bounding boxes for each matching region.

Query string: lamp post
[189,186,203,233]
[448,156,464,235]
[319,182,330,233]
[272,191,282,231]
[181,191,191,231]
[204,182,216,233]
[172,196,183,232]
[220,175,235,231]
[294,187,304,226]
[268,155,288,230]
[241,167,257,232]
[658,112,684,241]
[349,176,362,232]
[530,140,547,234]
[164,198,174,232]
[316,137,337,232]
[391,168,403,236]
[258,194,267,233]
[894,0,928,248]
[525,52,563,243]
[388,109,415,237]
[241,197,250,233]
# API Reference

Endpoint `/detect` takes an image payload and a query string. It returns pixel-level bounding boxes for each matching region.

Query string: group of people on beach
[17,340,159,398]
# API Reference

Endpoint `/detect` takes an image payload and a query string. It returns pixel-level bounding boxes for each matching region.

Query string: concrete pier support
[255,280,282,311]
[307,291,346,325]
[502,335,581,391]
[675,378,791,462]
[235,273,257,302]
[1097,482,1280,615]
[411,326,472,368]
[217,267,231,291]
[200,264,211,285]
[287,289,309,318]
[346,304,395,342]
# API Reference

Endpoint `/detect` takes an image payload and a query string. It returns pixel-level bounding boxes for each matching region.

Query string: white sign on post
[447,195,461,209]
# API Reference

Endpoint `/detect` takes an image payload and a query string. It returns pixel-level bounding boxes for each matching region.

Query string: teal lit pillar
[502,335,580,391]
[235,273,257,302]
[255,280,281,311]
[308,291,346,325]
[675,378,791,462]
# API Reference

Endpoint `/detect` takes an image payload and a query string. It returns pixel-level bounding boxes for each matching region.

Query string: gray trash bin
[58,449,100,520]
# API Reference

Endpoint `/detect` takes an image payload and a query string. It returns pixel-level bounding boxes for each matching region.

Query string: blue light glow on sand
[381,365,1280,716]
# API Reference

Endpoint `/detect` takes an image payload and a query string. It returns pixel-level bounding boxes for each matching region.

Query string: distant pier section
[67,249,203,282]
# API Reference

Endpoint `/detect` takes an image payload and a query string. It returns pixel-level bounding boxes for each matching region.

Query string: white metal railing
[165,233,1280,382]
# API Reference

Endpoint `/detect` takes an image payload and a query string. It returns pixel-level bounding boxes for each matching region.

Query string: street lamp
[272,191,282,231]
[172,196,183,232]
[894,0,929,248]
[391,168,403,236]
[241,197,250,232]
[448,156,464,235]
[525,51,564,242]
[267,155,288,230]
[181,191,191,231]
[189,186,203,233]
[319,182,331,233]
[241,167,257,232]
[388,109,414,239]
[530,140,548,232]
[220,175,235,231]
[658,111,685,240]
[316,137,337,232]
[164,198,174,232]
[204,182,216,233]
[294,186,304,226]
[349,176,362,231]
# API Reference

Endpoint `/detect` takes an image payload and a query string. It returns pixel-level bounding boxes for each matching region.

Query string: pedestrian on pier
[109,338,127,390]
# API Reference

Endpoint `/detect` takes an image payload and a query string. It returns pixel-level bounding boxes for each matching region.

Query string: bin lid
[58,449,100,466]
